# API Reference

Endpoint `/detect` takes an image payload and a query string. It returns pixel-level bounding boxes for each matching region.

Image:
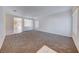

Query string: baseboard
[36,29,71,37]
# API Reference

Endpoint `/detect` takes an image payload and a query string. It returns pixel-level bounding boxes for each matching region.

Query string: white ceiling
[4,6,72,19]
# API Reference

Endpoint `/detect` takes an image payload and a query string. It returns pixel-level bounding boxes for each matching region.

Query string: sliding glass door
[14,17,23,33]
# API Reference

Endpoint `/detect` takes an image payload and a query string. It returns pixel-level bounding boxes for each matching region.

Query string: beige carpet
[0,30,78,53]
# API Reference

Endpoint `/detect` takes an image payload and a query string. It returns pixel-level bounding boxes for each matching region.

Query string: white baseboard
[36,29,71,37]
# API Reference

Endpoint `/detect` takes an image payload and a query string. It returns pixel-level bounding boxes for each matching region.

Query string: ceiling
[4,6,72,19]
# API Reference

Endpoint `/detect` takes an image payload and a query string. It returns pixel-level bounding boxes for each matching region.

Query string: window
[24,19,33,27]
[14,17,22,33]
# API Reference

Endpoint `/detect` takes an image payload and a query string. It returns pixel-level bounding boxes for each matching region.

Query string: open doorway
[14,17,23,33]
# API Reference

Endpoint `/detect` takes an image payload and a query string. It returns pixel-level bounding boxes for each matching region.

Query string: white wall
[0,7,6,49]
[72,7,79,52]
[37,11,72,37]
